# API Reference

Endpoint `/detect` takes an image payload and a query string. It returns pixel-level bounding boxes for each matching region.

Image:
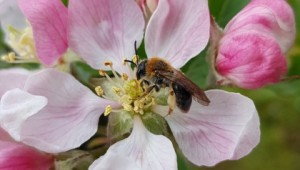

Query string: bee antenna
[124,59,137,67]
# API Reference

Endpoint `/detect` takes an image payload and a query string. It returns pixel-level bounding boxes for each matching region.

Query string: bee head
[136,60,148,80]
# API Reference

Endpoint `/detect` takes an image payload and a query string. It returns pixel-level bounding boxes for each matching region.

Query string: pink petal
[0,68,31,97]
[145,0,210,68]
[216,30,286,89]
[225,0,295,52]
[0,141,54,170]
[161,90,260,166]
[19,69,120,153]
[92,116,177,170]
[0,89,47,141]
[0,128,14,142]
[69,0,145,74]
[19,0,68,66]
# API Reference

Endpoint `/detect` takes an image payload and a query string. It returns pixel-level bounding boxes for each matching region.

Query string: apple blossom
[213,0,295,89]
[0,0,260,169]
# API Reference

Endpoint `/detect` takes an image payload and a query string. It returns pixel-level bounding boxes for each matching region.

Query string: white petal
[93,116,177,170]
[0,68,31,98]
[89,152,141,170]
[0,0,26,41]
[20,69,120,153]
[145,0,210,68]
[0,89,47,141]
[69,0,145,75]
[157,90,260,166]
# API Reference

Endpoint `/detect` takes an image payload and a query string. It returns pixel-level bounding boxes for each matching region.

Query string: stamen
[99,70,106,76]
[122,73,128,81]
[104,61,122,83]
[104,105,112,116]
[1,52,16,62]
[104,61,113,67]
[132,55,139,65]
[95,86,104,96]
[112,86,122,96]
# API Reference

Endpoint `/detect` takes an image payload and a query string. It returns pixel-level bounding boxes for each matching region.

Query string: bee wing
[156,69,210,106]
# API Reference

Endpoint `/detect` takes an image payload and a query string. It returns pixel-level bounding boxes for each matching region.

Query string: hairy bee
[130,57,210,113]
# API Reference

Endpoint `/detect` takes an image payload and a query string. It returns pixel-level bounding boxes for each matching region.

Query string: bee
[125,57,210,113]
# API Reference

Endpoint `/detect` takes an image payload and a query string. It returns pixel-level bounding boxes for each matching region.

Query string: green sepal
[54,150,94,170]
[141,111,168,135]
[107,111,134,139]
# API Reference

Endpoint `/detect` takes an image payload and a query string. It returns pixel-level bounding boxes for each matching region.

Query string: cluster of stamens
[95,59,155,116]
[1,25,38,63]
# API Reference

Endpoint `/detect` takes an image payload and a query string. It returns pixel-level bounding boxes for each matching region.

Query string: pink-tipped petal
[69,0,145,74]
[0,68,31,97]
[0,0,26,42]
[17,69,120,153]
[216,30,286,89]
[161,90,260,166]
[145,0,210,68]
[0,141,54,170]
[19,0,68,66]
[89,152,141,170]
[0,89,47,141]
[93,116,177,170]
[225,0,295,52]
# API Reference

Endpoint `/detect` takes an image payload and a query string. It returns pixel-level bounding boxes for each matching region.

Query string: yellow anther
[104,61,113,67]
[122,103,133,112]
[122,73,128,81]
[132,55,138,64]
[99,70,106,76]
[1,52,16,62]
[122,59,127,65]
[95,86,104,96]
[112,86,122,96]
[104,105,112,116]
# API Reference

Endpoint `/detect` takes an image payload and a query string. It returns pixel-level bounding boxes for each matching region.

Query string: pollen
[104,61,113,67]
[99,70,106,76]
[132,55,139,65]
[1,52,16,62]
[97,57,157,116]
[112,86,122,96]
[122,73,128,81]
[95,86,104,96]
[104,105,112,116]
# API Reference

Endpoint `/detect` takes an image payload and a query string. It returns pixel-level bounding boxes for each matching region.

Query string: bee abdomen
[172,83,192,113]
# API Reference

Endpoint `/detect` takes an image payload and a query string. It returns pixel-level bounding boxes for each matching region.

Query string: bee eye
[136,60,147,80]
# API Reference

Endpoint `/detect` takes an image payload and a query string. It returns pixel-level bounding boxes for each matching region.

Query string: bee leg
[140,79,150,91]
[168,90,175,114]
[138,84,159,99]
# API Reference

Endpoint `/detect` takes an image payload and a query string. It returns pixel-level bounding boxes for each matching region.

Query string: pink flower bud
[136,0,158,20]
[214,0,294,89]
[225,0,295,53]
[216,30,287,89]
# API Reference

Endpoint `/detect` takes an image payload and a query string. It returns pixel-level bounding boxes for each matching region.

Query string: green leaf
[209,0,250,27]
[70,61,99,86]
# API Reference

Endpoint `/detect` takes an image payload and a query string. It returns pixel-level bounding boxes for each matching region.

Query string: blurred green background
[0,0,299,169]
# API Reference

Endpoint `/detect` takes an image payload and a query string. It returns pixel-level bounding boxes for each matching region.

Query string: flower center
[95,60,156,116]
